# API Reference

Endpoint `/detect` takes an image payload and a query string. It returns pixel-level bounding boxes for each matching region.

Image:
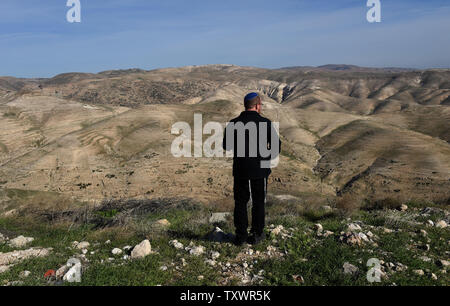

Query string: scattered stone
[397,204,408,211]
[420,256,432,262]
[0,248,52,266]
[187,245,205,256]
[131,240,152,259]
[323,230,334,237]
[436,259,449,267]
[210,251,220,260]
[419,229,428,237]
[413,269,424,276]
[209,212,231,223]
[112,248,123,255]
[75,241,90,250]
[426,220,434,227]
[383,228,393,233]
[81,249,88,255]
[339,232,362,246]
[169,240,184,250]
[343,262,359,275]
[159,265,168,271]
[8,235,34,248]
[431,273,438,280]
[292,275,304,284]
[123,245,132,251]
[394,263,408,272]
[56,265,69,279]
[348,223,362,231]
[358,232,369,242]
[19,270,31,278]
[272,225,286,235]
[0,233,7,243]
[435,220,448,228]
[5,280,24,286]
[63,263,82,283]
[205,259,217,266]
[314,224,323,233]
[197,275,204,281]
[105,240,111,244]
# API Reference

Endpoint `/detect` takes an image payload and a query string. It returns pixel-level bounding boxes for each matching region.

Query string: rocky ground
[0,197,448,286]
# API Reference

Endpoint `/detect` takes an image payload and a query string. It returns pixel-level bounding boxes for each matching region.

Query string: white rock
[131,240,152,259]
[159,265,168,271]
[9,235,34,248]
[82,249,88,254]
[413,269,424,276]
[358,232,369,242]
[436,259,449,267]
[347,223,362,231]
[169,240,184,249]
[63,264,82,282]
[314,224,323,233]
[105,240,111,244]
[398,204,408,211]
[435,220,448,228]
[0,265,10,273]
[76,241,90,249]
[112,248,123,255]
[427,220,434,226]
[205,259,216,266]
[323,231,334,237]
[56,265,69,279]
[210,251,220,260]
[343,262,359,275]
[209,212,231,223]
[19,270,31,278]
[189,246,205,256]
[272,225,285,235]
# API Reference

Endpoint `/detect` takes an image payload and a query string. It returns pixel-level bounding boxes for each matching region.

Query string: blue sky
[1,0,449,77]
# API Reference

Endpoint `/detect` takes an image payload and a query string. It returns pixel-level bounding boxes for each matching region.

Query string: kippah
[244,92,259,102]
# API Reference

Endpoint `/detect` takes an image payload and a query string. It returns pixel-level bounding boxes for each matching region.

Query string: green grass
[0,197,448,286]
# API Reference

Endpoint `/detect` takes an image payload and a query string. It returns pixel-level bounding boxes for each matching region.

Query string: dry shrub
[364,197,402,211]
[335,193,361,216]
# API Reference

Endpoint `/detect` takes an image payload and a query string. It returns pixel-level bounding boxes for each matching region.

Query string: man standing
[223,92,281,246]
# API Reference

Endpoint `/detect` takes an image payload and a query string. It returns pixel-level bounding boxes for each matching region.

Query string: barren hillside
[0,64,449,208]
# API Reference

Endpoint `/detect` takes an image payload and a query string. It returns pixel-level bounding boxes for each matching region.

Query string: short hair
[244,93,261,109]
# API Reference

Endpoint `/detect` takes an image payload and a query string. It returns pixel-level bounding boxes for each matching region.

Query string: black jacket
[222,111,281,179]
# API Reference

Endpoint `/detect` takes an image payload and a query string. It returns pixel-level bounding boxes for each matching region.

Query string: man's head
[244,92,262,113]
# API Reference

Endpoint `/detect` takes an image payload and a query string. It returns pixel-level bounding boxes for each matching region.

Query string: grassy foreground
[0,194,448,286]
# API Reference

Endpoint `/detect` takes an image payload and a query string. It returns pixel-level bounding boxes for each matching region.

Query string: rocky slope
[0,64,449,207]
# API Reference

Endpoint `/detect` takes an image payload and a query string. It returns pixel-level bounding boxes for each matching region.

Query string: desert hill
[0,64,449,208]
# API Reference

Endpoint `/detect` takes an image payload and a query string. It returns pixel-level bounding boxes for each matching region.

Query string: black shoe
[233,235,248,246]
[248,232,265,245]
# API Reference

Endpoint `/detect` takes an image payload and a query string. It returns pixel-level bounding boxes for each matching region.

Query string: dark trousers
[233,176,268,237]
